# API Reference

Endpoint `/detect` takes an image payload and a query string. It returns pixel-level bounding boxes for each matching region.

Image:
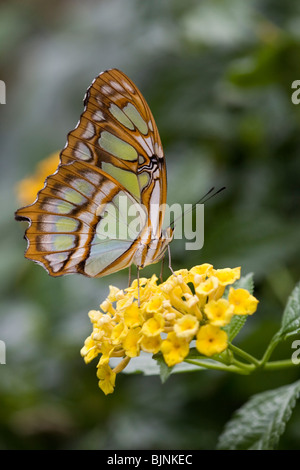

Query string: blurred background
[1,0,300,450]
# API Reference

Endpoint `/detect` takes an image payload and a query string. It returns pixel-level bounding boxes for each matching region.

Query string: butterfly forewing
[16,69,168,278]
[63,70,166,221]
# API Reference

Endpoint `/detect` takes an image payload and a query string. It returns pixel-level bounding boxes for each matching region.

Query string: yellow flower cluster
[81,264,259,394]
[16,151,60,206]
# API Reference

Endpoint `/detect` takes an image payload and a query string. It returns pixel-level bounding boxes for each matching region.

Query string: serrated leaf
[235,272,254,293]
[156,354,174,383]
[224,315,248,342]
[217,380,300,450]
[277,282,300,341]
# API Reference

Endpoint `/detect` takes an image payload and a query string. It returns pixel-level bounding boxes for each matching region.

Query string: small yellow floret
[140,334,161,354]
[212,267,241,285]
[123,302,144,328]
[122,327,142,357]
[204,299,234,326]
[196,324,228,356]
[160,332,190,367]
[97,364,116,395]
[228,288,259,315]
[174,314,199,340]
[142,313,165,336]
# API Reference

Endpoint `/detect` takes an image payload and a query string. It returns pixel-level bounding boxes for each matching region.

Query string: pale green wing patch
[102,162,140,200]
[109,103,135,130]
[123,103,148,135]
[99,131,137,161]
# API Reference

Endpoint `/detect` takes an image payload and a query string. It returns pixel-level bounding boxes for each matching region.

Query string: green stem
[262,359,298,371]
[230,357,255,372]
[228,343,261,367]
[260,334,281,366]
[185,356,298,375]
[184,358,251,375]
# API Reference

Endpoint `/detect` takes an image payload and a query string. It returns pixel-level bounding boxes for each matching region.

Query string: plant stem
[260,334,281,366]
[228,343,261,366]
[262,359,298,371]
[184,358,251,375]
[185,356,298,375]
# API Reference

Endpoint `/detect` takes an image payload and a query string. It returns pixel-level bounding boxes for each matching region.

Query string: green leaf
[155,353,206,382]
[155,354,174,383]
[233,272,254,293]
[276,282,300,341]
[224,273,254,341]
[217,380,300,450]
[225,315,248,343]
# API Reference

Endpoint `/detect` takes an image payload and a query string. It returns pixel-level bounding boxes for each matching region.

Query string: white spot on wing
[110,80,126,93]
[135,135,154,155]
[122,80,135,94]
[154,142,164,159]
[93,110,105,122]
[101,85,113,95]
[82,171,102,186]
[81,121,95,139]
[74,142,92,160]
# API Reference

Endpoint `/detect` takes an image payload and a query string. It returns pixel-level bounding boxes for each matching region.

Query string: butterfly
[15,69,174,280]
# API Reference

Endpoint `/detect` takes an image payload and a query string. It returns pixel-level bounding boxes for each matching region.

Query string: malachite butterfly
[15,69,173,278]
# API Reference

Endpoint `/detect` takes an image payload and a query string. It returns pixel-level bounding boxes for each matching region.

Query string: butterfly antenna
[170,186,226,229]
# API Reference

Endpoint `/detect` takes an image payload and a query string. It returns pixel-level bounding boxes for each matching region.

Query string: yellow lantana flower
[123,327,142,357]
[196,276,219,306]
[196,325,228,356]
[228,288,259,315]
[97,364,116,395]
[80,336,99,364]
[173,314,199,340]
[140,335,161,354]
[142,313,165,336]
[81,264,259,394]
[160,332,190,367]
[123,302,144,328]
[204,299,234,326]
[212,267,241,286]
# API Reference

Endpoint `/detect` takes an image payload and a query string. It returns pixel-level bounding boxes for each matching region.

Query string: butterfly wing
[62,69,166,235]
[16,69,167,277]
[16,159,148,277]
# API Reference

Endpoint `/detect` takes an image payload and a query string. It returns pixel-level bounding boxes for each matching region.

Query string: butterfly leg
[167,245,176,276]
[128,265,132,288]
[160,255,165,283]
[137,266,141,307]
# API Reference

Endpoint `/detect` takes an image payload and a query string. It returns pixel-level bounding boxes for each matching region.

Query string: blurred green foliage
[0,0,300,449]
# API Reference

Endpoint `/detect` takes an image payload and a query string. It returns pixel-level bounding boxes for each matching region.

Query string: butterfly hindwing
[16,160,147,277]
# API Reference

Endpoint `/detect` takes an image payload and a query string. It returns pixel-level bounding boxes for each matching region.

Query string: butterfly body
[16,69,173,278]
[132,227,173,269]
